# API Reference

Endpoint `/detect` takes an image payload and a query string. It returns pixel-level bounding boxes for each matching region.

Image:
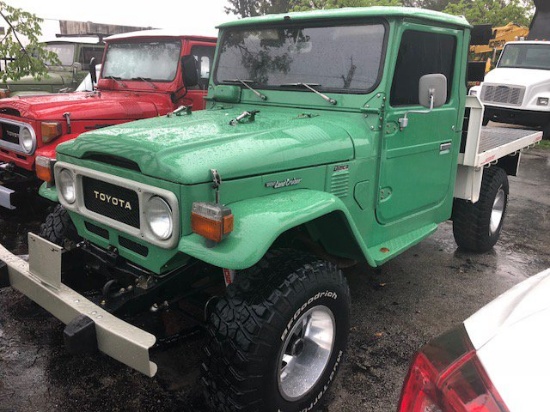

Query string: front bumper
[0,233,157,377]
[0,184,15,209]
[0,161,40,209]
[484,105,549,128]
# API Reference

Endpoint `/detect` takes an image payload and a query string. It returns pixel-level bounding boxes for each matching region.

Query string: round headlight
[145,196,173,240]
[58,169,76,204]
[20,127,34,153]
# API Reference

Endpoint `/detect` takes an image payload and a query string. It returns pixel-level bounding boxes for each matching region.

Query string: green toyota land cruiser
[0,37,104,97]
[0,7,542,412]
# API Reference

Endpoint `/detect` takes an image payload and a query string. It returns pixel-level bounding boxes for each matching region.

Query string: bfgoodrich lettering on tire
[201,249,350,412]
[452,166,509,252]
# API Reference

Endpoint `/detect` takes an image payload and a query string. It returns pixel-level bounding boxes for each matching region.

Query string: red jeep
[0,30,216,209]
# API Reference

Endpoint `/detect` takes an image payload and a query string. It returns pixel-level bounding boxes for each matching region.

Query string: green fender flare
[39,182,59,203]
[177,189,373,270]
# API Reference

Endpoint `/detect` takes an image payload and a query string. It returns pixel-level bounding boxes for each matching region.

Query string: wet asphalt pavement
[0,144,549,412]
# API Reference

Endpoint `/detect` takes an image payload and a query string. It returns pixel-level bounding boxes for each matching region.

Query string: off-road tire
[452,167,509,252]
[39,204,80,249]
[201,249,350,412]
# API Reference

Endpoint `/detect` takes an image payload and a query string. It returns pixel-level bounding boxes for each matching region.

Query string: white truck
[472,0,550,137]
[474,40,550,136]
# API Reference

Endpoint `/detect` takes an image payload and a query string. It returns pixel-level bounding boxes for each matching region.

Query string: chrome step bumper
[0,233,157,377]
[0,162,16,209]
[0,184,15,209]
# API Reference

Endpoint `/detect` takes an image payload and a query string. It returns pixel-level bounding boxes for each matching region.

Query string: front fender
[35,133,81,159]
[178,189,370,270]
[38,182,58,203]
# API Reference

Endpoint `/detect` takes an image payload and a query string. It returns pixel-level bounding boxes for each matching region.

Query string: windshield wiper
[280,82,337,105]
[224,78,267,101]
[103,75,127,88]
[131,77,157,89]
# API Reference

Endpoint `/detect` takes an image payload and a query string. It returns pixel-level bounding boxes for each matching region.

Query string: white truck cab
[479,41,550,136]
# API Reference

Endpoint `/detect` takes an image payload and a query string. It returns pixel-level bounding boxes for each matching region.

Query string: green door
[376,26,461,225]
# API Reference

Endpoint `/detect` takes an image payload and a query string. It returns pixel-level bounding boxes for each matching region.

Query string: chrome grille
[82,176,140,228]
[0,119,36,154]
[1,122,19,144]
[481,85,525,106]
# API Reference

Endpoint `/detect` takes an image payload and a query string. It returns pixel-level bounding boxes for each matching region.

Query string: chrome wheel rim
[278,305,335,401]
[490,187,505,235]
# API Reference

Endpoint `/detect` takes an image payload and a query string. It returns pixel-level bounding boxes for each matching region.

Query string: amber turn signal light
[35,156,55,183]
[191,202,234,243]
[41,122,62,143]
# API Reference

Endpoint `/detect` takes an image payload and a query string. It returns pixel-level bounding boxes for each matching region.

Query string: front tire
[202,250,350,412]
[39,204,80,249]
[452,167,509,252]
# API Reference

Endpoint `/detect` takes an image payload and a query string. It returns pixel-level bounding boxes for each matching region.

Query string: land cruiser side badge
[265,178,302,189]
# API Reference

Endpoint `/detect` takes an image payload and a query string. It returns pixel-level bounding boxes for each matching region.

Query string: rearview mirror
[419,74,447,109]
[181,55,199,88]
[89,57,97,85]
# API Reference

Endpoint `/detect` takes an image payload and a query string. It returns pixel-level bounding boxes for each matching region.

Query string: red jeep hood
[0,90,169,121]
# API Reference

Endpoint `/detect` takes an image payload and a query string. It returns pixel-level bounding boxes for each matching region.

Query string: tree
[225,0,534,24]
[226,0,404,16]
[291,0,402,11]
[0,1,60,82]
[225,0,295,17]
[443,0,534,26]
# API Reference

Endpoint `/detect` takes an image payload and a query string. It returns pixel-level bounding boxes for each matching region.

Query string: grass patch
[538,139,550,149]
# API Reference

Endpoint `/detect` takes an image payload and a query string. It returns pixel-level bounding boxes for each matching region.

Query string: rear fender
[178,189,373,270]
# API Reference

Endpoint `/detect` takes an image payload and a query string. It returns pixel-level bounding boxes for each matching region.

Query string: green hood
[58,108,356,184]
[2,70,69,95]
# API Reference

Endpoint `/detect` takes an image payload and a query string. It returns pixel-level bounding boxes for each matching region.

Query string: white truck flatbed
[467,126,542,167]
[454,96,543,203]
[458,96,543,168]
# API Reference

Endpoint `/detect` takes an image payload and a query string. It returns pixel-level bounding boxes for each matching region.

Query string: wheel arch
[495,153,521,177]
[178,189,374,270]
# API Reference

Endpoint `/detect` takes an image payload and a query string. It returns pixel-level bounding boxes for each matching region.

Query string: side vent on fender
[330,168,349,198]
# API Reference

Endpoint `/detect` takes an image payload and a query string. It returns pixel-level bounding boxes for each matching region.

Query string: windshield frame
[214,18,389,95]
[102,39,182,82]
[497,43,550,71]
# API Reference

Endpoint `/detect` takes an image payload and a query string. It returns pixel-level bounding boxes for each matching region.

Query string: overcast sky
[12,0,231,38]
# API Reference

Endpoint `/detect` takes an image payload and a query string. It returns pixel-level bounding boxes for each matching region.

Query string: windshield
[498,43,550,70]
[43,44,75,66]
[102,40,181,81]
[216,22,386,92]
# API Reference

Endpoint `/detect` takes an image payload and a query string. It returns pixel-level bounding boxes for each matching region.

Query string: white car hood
[484,68,550,87]
[464,268,550,411]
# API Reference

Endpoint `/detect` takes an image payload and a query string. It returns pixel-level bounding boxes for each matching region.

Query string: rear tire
[39,204,80,249]
[201,249,350,412]
[452,167,508,252]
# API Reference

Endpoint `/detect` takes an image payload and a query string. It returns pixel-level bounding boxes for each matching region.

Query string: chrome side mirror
[419,73,447,108]
[399,73,447,130]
